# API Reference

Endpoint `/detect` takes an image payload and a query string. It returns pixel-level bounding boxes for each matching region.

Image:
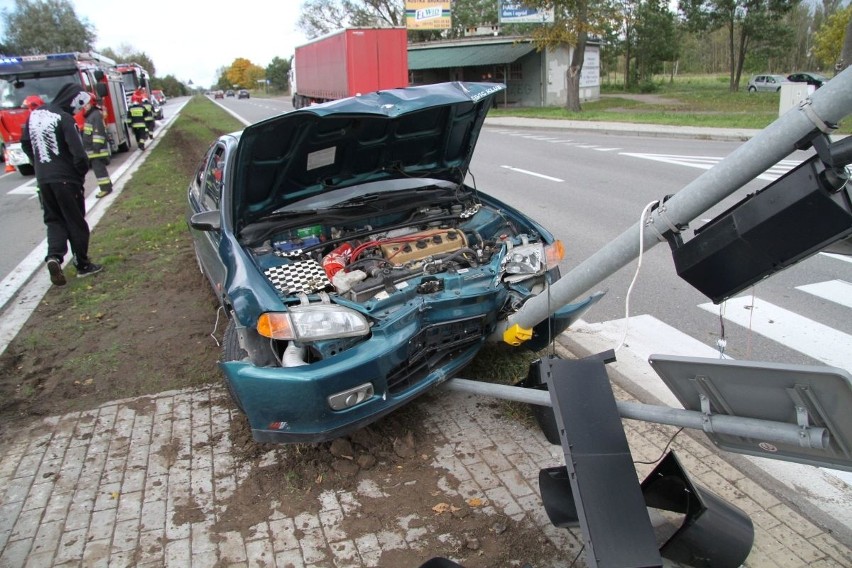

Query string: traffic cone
[4,162,14,173]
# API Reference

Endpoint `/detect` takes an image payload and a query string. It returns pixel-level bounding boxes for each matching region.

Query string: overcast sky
[1,0,309,88]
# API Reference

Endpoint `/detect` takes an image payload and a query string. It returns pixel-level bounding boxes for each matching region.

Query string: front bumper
[222,291,605,444]
[222,312,485,444]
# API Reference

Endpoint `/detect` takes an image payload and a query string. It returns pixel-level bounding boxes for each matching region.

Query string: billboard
[405,1,452,30]
[498,1,555,24]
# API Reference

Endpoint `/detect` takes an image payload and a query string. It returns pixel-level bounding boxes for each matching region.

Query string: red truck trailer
[291,27,409,109]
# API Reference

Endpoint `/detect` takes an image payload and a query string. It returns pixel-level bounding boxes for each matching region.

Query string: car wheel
[748,86,757,93]
[222,319,247,412]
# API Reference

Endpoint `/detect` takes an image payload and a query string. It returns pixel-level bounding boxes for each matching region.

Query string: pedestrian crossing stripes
[621,153,799,181]
[796,279,852,309]
[698,296,852,370]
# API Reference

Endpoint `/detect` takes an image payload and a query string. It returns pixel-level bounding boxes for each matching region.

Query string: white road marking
[499,165,563,182]
[593,147,621,152]
[698,296,852,370]
[621,153,800,181]
[821,252,852,264]
[7,179,39,196]
[796,280,852,309]
[565,315,722,408]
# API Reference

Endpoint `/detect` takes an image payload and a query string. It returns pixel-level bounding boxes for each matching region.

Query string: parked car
[214,90,224,99]
[186,82,603,444]
[151,98,164,120]
[746,74,790,92]
[786,72,828,89]
[225,89,235,97]
[152,89,167,105]
[237,89,250,99]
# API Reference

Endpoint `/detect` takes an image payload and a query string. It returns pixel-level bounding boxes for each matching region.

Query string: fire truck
[114,62,150,104]
[114,62,163,120]
[0,51,132,175]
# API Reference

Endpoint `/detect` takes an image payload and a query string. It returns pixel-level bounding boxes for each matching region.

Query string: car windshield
[0,71,81,109]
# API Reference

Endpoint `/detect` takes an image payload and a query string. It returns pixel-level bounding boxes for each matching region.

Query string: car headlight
[257,305,370,341]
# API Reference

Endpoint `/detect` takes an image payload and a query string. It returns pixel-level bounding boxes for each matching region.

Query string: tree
[297,0,403,38]
[99,45,157,77]
[266,57,292,92]
[524,0,621,111]
[632,0,679,84]
[225,58,265,89]
[842,11,852,71]
[1,0,96,55]
[812,5,852,70]
[151,75,190,97]
[679,0,799,91]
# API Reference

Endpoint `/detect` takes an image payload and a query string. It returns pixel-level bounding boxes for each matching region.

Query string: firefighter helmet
[131,93,144,104]
[22,95,45,110]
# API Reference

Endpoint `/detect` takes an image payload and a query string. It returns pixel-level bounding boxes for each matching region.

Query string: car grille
[386,316,485,395]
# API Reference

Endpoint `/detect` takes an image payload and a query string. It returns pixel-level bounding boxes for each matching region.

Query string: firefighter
[82,96,114,198]
[141,97,156,138]
[22,95,45,111]
[126,94,151,150]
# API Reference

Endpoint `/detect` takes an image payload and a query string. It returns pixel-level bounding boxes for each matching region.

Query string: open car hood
[232,81,506,228]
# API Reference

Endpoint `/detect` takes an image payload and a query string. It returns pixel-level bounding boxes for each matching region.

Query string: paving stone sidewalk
[1,378,850,567]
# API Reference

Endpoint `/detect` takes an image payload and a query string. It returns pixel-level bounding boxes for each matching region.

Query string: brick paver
[0,379,850,567]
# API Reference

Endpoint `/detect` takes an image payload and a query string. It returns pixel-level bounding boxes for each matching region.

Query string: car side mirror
[190,210,221,231]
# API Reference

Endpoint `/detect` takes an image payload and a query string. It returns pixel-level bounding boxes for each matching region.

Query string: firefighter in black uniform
[82,96,114,198]
[127,94,151,150]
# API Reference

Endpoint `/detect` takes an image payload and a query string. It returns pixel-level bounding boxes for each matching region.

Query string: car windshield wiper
[327,194,382,209]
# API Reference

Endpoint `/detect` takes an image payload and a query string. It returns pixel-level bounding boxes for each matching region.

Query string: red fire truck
[114,62,163,120]
[0,51,131,175]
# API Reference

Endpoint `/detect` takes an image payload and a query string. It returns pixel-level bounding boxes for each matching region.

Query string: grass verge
[0,97,244,424]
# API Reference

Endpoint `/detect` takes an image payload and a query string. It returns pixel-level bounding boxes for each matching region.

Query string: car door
[188,142,229,299]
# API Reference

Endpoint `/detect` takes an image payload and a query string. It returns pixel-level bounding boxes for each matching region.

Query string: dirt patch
[212,392,569,567]
[600,93,685,106]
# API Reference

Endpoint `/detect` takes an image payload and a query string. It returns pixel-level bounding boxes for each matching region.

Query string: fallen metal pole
[490,66,852,341]
[443,378,829,449]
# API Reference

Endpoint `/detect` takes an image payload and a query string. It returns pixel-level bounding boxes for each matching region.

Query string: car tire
[748,86,756,93]
[222,319,247,412]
